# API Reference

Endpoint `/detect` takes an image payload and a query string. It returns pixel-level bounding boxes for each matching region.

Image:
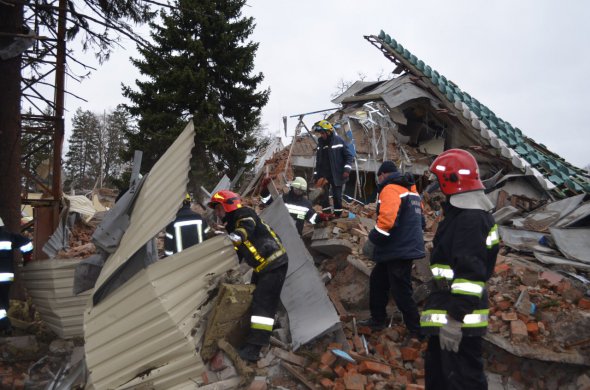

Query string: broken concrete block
[501,312,518,322]
[311,238,354,257]
[510,320,528,343]
[247,376,267,390]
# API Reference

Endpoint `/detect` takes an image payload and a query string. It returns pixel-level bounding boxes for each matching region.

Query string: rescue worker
[164,193,210,256]
[208,190,288,362]
[260,176,330,235]
[360,161,424,337]
[312,120,354,217]
[421,149,499,389]
[0,217,33,332]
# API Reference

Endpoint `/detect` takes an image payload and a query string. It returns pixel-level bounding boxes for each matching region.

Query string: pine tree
[102,105,129,186]
[122,0,270,193]
[65,108,100,191]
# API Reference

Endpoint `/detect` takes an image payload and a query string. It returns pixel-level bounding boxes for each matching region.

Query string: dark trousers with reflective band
[0,282,11,330]
[425,335,487,390]
[248,261,288,346]
[369,259,420,334]
[319,181,343,216]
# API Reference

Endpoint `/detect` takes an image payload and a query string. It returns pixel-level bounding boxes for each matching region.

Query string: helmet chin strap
[449,190,494,212]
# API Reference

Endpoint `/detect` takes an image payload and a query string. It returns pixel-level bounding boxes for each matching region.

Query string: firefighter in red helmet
[421,149,499,389]
[208,190,288,362]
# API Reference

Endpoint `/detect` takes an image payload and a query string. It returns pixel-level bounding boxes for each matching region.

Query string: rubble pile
[55,215,98,259]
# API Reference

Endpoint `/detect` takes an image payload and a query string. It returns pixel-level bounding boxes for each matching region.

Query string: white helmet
[290,177,307,191]
[0,217,4,227]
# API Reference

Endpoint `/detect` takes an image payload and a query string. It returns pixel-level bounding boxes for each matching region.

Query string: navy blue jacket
[368,173,424,262]
[313,133,354,186]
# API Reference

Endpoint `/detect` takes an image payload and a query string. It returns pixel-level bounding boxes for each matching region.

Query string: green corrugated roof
[370,31,590,197]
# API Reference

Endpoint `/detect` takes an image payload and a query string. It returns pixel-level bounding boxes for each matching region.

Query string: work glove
[318,212,334,222]
[228,233,243,245]
[260,177,272,190]
[439,316,463,353]
[362,240,375,259]
[315,177,328,188]
[342,171,350,181]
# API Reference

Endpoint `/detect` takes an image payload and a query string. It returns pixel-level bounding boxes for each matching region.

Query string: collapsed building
[3,32,590,390]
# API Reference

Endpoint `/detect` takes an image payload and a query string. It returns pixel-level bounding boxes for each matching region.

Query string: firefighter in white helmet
[260,176,326,235]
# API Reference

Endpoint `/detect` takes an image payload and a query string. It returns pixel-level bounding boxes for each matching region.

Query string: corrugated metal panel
[93,121,195,291]
[22,259,92,338]
[84,235,238,389]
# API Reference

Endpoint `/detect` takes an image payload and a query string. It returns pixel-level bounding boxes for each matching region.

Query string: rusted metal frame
[22,126,53,134]
[52,0,66,202]
[22,94,50,117]
[22,168,53,196]
[21,67,56,93]
[22,138,53,161]
[22,113,57,121]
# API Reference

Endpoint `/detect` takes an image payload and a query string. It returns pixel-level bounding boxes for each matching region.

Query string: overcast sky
[65,0,590,168]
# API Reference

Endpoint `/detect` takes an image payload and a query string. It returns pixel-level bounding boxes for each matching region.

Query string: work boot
[238,343,262,362]
[357,318,387,331]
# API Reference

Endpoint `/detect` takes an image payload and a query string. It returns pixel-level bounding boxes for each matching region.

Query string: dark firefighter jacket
[420,202,499,337]
[164,205,210,256]
[260,189,317,235]
[313,133,354,186]
[368,172,425,262]
[223,207,288,273]
[1,227,33,278]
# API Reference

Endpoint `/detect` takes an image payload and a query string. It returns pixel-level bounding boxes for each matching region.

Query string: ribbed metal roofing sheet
[85,235,238,389]
[93,121,195,292]
[22,258,92,338]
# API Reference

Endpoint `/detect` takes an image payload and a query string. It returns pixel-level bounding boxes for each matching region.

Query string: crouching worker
[260,176,324,236]
[208,190,288,362]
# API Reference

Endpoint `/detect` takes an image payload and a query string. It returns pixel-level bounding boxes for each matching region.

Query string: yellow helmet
[290,177,307,191]
[312,120,334,134]
[184,193,192,205]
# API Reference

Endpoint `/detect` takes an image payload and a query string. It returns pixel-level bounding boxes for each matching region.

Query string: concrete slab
[311,238,354,257]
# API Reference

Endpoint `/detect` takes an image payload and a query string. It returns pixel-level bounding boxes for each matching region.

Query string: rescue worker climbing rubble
[312,119,354,218]
[359,161,424,337]
[260,176,326,235]
[207,190,288,362]
[421,149,500,390]
[164,193,210,256]
[0,217,33,333]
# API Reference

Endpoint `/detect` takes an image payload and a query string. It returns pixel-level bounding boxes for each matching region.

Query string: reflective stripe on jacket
[223,207,288,273]
[368,173,424,262]
[164,206,209,255]
[260,189,317,235]
[313,133,354,186]
[421,203,499,336]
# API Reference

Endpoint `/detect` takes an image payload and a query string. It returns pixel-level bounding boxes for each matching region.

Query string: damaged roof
[362,31,590,197]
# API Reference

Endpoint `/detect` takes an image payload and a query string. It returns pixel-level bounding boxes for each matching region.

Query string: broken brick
[539,271,563,286]
[400,347,419,362]
[320,378,335,389]
[578,297,590,310]
[526,322,539,337]
[358,360,392,376]
[406,384,425,390]
[334,365,347,378]
[343,373,367,390]
[496,300,512,311]
[321,351,337,367]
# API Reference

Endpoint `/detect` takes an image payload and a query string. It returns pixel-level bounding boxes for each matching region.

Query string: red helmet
[207,190,242,212]
[429,149,484,195]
